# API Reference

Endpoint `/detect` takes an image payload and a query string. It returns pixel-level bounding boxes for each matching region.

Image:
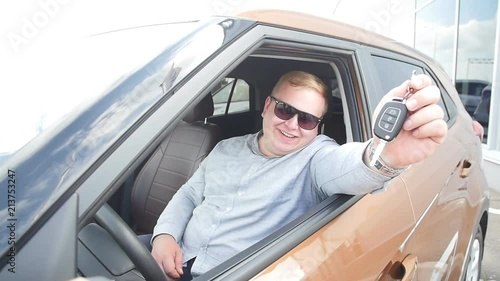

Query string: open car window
[212,78,251,116]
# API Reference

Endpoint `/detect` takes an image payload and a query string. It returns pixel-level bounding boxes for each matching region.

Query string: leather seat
[131,94,222,234]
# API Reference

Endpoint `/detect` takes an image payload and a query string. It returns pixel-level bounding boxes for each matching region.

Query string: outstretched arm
[370,74,447,169]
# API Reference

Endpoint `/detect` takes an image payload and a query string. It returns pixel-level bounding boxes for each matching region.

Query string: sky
[0,0,498,154]
[0,0,347,154]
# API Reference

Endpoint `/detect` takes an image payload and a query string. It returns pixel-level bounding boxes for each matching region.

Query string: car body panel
[251,177,417,280]
[400,111,489,280]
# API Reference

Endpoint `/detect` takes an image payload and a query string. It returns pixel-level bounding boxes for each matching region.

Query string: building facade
[414,0,499,190]
[330,0,500,190]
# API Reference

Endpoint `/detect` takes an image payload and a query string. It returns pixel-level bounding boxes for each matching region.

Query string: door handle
[460,159,472,179]
[401,254,417,281]
[377,254,418,281]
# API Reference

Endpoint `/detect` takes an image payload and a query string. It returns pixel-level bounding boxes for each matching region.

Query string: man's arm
[311,74,447,197]
[150,158,207,279]
[152,160,207,242]
[311,141,390,197]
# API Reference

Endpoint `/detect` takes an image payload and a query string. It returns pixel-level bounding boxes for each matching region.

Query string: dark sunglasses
[270,96,322,130]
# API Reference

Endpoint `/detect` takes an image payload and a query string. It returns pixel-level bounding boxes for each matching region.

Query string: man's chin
[275,142,300,155]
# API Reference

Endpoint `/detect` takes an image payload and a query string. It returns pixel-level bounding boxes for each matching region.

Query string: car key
[370,72,415,166]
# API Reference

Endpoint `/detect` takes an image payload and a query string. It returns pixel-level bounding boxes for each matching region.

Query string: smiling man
[259,72,328,157]
[150,71,447,280]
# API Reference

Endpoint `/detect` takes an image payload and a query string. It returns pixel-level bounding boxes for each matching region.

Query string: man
[150,71,447,280]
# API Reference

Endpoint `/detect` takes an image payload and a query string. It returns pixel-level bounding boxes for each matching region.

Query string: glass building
[415,0,497,144]
[412,0,499,188]
[330,0,499,189]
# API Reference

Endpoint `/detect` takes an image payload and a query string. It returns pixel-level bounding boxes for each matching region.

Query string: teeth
[280,130,295,138]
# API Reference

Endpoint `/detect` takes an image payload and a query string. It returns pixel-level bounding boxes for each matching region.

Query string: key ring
[403,70,417,100]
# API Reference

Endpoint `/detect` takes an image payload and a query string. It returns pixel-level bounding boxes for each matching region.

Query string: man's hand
[373,74,448,168]
[151,234,184,280]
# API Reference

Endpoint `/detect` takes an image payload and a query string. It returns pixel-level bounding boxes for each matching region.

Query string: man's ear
[261,96,272,118]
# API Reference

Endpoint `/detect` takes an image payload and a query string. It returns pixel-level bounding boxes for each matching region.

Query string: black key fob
[374,98,408,142]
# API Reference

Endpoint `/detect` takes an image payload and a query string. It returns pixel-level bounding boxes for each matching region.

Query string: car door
[191,26,419,280]
[363,47,485,280]
[248,179,418,281]
[403,77,486,280]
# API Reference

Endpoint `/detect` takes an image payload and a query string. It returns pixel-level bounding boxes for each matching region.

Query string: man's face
[259,82,325,157]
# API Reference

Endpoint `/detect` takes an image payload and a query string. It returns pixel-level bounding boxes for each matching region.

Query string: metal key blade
[370,141,386,167]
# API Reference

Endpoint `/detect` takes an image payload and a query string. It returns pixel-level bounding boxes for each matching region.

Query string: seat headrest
[183,94,214,123]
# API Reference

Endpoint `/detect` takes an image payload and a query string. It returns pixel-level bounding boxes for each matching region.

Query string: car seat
[130,94,222,234]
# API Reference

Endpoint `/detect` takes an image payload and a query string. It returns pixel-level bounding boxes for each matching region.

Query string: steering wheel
[94,204,168,281]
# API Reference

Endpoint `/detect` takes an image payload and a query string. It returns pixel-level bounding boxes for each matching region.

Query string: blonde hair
[272,71,328,114]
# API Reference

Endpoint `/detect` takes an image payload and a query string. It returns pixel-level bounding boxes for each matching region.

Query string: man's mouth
[280,129,296,139]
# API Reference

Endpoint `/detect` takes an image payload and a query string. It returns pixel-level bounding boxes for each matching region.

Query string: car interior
[78,53,354,280]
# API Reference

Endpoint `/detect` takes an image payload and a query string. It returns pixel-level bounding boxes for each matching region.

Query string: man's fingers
[163,258,181,279]
[153,255,180,279]
[405,84,440,111]
[386,74,433,100]
[403,104,444,131]
[151,235,182,279]
[151,244,182,279]
[174,249,184,275]
[409,74,432,91]
[410,119,448,143]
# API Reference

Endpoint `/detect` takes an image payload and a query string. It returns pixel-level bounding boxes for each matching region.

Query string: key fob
[374,98,408,142]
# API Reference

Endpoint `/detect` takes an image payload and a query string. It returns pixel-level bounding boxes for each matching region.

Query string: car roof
[238,10,435,65]
[237,9,458,98]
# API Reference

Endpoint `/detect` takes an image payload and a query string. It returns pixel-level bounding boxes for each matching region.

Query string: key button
[386,107,401,117]
[382,114,396,124]
[380,121,394,132]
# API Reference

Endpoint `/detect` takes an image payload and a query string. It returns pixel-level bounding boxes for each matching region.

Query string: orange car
[0,10,489,281]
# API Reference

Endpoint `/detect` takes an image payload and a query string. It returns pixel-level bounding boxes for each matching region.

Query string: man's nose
[284,114,300,129]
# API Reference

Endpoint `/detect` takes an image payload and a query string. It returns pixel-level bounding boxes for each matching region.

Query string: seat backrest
[130,94,222,234]
[321,96,346,145]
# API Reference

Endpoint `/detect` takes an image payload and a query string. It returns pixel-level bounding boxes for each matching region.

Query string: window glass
[415,0,496,143]
[455,0,497,143]
[371,55,424,99]
[212,78,250,115]
[414,0,456,77]
[371,56,450,122]
[228,79,250,113]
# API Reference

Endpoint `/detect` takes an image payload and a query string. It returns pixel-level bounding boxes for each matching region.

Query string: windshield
[0,22,199,164]
[0,17,237,259]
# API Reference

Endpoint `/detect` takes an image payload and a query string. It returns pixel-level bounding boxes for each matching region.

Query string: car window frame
[358,45,457,130]
[211,77,251,116]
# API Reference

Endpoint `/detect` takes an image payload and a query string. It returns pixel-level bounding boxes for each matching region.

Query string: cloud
[415,17,496,81]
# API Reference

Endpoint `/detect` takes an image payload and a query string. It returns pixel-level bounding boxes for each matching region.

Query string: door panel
[401,116,476,279]
[252,178,417,280]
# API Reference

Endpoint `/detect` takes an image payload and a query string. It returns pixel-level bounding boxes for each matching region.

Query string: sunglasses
[270,96,322,130]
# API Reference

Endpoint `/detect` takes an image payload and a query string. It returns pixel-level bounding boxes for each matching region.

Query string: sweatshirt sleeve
[152,158,207,243]
[310,139,391,198]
